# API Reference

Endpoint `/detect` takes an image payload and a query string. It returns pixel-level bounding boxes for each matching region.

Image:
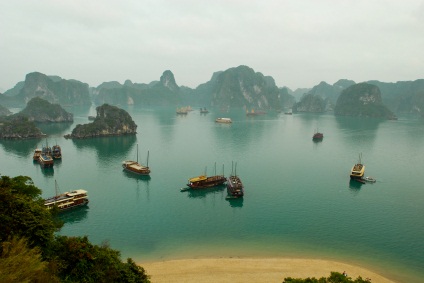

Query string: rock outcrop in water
[334,83,396,119]
[19,97,73,122]
[0,116,45,139]
[65,104,137,139]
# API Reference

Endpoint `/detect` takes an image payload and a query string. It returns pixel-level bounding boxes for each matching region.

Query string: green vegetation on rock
[66,104,137,139]
[283,271,371,283]
[334,83,396,119]
[19,97,73,122]
[0,115,44,139]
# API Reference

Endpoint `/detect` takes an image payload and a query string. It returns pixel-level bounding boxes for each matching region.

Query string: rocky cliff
[292,93,328,113]
[2,72,91,107]
[19,97,73,122]
[0,104,12,116]
[0,116,45,139]
[65,104,137,139]
[334,83,396,119]
[198,65,291,110]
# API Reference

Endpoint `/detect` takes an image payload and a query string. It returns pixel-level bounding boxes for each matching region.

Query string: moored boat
[52,144,62,159]
[226,162,244,198]
[350,153,365,180]
[176,107,188,115]
[312,131,324,140]
[186,163,226,189]
[39,154,54,167]
[364,176,376,183]
[33,148,42,161]
[200,107,209,114]
[215,117,232,123]
[122,144,150,175]
[44,180,89,211]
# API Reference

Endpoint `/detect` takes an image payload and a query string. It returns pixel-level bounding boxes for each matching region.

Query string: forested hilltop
[2,66,424,116]
[0,175,150,282]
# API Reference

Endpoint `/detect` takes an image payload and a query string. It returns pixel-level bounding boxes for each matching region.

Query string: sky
[1,0,424,91]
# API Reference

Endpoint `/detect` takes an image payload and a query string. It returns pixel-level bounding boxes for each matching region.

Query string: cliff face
[202,65,287,110]
[3,72,91,107]
[66,104,137,139]
[19,97,73,122]
[293,93,328,113]
[334,83,395,119]
[0,104,12,116]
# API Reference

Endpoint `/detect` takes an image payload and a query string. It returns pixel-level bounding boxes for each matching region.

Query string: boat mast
[146,150,149,167]
[235,162,237,176]
[136,144,139,163]
[214,162,216,176]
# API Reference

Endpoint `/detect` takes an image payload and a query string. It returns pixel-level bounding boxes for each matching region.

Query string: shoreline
[139,257,396,283]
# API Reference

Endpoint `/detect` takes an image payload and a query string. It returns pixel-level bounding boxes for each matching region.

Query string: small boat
[215,118,232,123]
[39,154,54,167]
[44,180,89,211]
[52,144,62,159]
[350,153,365,180]
[176,107,188,115]
[246,109,266,116]
[226,162,244,198]
[284,111,293,115]
[33,148,42,161]
[122,144,150,175]
[186,163,226,189]
[364,176,376,183]
[200,107,209,114]
[312,131,324,140]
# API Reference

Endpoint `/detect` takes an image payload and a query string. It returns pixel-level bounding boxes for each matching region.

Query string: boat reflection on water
[226,197,244,208]
[58,206,89,225]
[41,167,54,177]
[122,170,151,182]
[185,185,225,199]
[349,179,364,193]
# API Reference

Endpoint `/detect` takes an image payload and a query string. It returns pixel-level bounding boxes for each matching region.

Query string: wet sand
[140,257,395,283]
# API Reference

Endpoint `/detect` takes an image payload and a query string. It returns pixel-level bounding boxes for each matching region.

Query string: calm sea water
[1,106,423,282]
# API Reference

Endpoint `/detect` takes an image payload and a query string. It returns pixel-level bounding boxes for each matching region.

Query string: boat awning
[189,175,207,182]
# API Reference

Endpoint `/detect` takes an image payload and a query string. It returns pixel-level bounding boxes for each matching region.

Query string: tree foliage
[283,271,372,283]
[0,174,150,283]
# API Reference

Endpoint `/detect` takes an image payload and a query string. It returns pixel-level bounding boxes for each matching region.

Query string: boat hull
[44,189,89,211]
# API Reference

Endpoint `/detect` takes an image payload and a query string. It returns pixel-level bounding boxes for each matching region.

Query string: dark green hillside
[293,93,327,113]
[0,115,44,139]
[334,83,395,119]
[19,97,73,122]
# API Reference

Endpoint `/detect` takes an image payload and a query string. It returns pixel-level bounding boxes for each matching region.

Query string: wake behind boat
[122,144,150,175]
[44,180,89,211]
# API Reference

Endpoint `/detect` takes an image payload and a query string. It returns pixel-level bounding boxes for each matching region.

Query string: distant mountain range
[1,66,424,116]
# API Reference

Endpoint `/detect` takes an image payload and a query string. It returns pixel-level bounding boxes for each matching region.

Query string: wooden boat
[246,109,266,116]
[33,148,42,161]
[186,164,226,189]
[176,107,188,115]
[52,144,62,159]
[122,144,150,175]
[39,154,54,167]
[312,131,324,140]
[226,162,244,198]
[44,180,89,211]
[215,117,232,123]
[200,107,209,114]
[350,153,365,180]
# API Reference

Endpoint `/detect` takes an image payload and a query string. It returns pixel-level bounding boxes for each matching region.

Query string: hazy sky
[1,0,423,91]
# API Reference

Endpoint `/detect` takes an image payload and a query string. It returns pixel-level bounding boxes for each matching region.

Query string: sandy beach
[140,257,395,283]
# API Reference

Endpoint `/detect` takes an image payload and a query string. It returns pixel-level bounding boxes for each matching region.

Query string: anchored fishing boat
[52,144,62,159]
[226,162,244,198]
[186,163,226,189]
[215,118,232,123]
[350,153,365,180]
[44,180,89,211]
[122,144,150,175]
[33,148,42,162]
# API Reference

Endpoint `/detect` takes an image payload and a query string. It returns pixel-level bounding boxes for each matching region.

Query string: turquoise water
[1,106,423,282]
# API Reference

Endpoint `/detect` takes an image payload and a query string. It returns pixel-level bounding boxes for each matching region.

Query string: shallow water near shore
[1,106,423,282]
